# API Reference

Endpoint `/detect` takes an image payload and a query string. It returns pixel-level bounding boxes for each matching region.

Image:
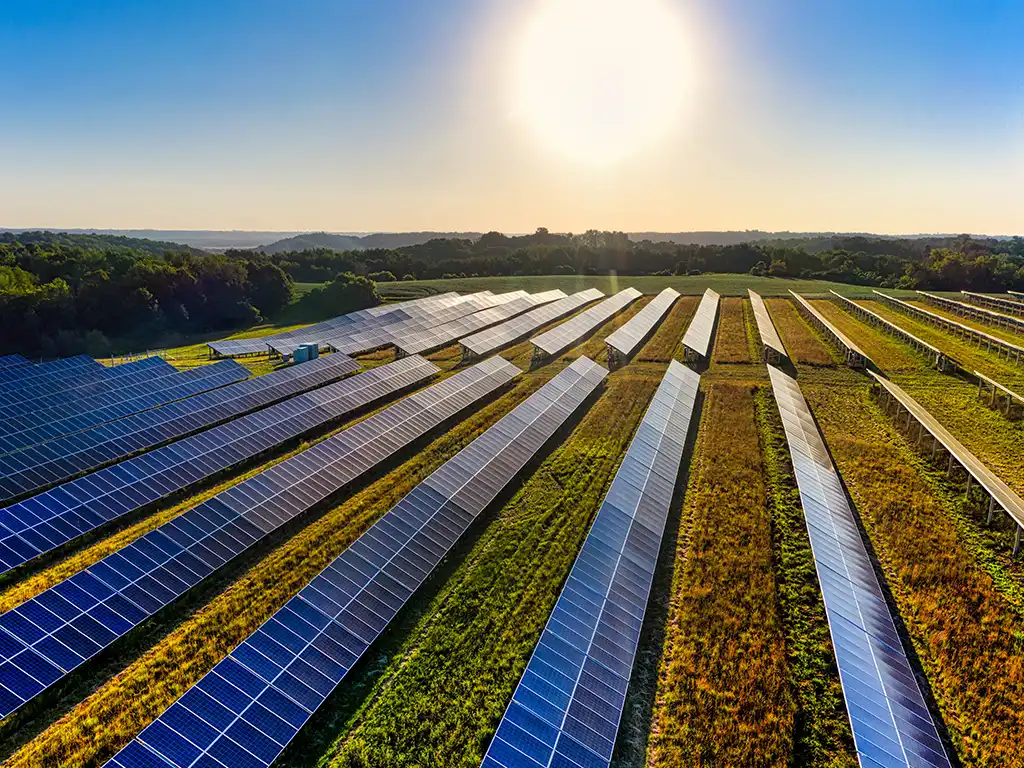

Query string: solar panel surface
[768,367,950,768]
[0,355,31,372]
[0,354,101,386]
[0,357,439,575]
[748,289,788,362]
[531,289,642,358]
[680,288,720,359]
[604,287,679,358]
[461,289,605,357]
[919,291,1024,333]
[960,291,1024,318]
[0,356,521,720]
[0,356,351,502]
[106,356,606,768]
[482,361,699,768]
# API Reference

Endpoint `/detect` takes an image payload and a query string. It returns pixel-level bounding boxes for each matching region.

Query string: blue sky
[2,0,1022,233]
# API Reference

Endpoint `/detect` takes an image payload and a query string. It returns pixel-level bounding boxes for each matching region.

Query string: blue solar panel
[0,355,30,372]
[105,356,606,768]
[482,361,700,768]
[0,357,357,502]
[768,367,950,768]
[0,357,177,423]
[0,354,103,389]
[0,356,443,575]
[0,363,248,455]
[0,356,521,720]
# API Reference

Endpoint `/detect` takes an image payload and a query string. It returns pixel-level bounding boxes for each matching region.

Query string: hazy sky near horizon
[2,0,1023,235]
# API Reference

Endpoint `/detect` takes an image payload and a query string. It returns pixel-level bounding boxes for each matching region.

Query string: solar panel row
[873,291,1024,365]
[0,357,178,423]
[790,291,872,368]
[828,292,956,372]
[482,361,699,768]
[0,354,101,386]
[0,356,520,720]
[0,356,350,503]
[768,367,950,768]
[748,290,788,364]
[919,291,1024,333]
[680,288,720,361]
[604,287,680,364]
[960,290,1024,319]
[531,289,642,359]
[0,356,439,576]
[0,363,256,456]
[0,355,30,372]
[107,356,605,768]
[462,289,606,358]
[397,291,568,357]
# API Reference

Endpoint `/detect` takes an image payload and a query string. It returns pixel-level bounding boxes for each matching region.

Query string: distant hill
[0,229,206,256]
[258,231,485,254]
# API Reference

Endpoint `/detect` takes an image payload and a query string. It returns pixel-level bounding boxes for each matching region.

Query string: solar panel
[768,367,950,768]
[790,291,871,368]
[873,291,1024,365]
[531,288,642,359]
[680,288,720,361]
[0,356,522,720]
[0,354,103,390]
[0,357,178,421]
[482,361,699,768]
[748,290,788,364]
[919,291,1024,334]
[604,288,679,365]
[396,291,566,357]
[828,292,956,372]
[462,289,606,358]
[0,357,441,575]
[960,291,1024,318]
[105,356,606,768]
[0,364,252,455]
[0,356,354,502]
[0,355,30,372]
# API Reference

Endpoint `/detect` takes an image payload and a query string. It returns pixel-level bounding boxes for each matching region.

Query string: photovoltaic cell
[531,289,642,358]
[462,289,606,358]
[604,287,679,359]
[0,356,440,575]
[768,367,950,768]
[0,356,30,372]
[0,363,250,455]
[680,288,720,360]
[0,354,104,392]
[0,356,353,502]
[0,356,522,720]
[748,290,788,363]
[481,361,699,768]
[105,356,606,768]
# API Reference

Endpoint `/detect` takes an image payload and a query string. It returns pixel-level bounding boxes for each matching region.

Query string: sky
[1,0,1023,235]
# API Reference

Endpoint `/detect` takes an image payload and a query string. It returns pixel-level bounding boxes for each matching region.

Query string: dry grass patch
[711,298,752,364]
[766,298,836,366]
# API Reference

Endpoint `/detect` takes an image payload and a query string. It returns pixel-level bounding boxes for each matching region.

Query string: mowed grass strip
[805,383,1024,766]
[710,298,753,364]
[765,298,836,366]
[4,376,547,768]
[810,299,923,371]
[755,388,858,768]
[638,296,699,363]
[645,383,794,767]
[909,299,1024,347]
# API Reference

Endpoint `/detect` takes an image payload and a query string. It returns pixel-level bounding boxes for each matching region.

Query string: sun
[511,0,694,166]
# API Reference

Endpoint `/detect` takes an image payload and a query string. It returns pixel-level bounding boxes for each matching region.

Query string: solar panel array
[0,355,30,372]
[107,356,606,768]
[768,367,950,768]
[604,287,680,361]
[0,356,521,720]
[828,292,956,372]
[462,289,605,358]
[680,288,720,361]
[482,361,699,768]
[873,291,1024,365]
[0,363,251,456]
[0,357,439,575]
[790,291,872,368]
[961,290,1024,318]
[0,356,353,502]
[748,290,788,364]
[0,354,101,387]
[0,357,177,420]
[208,293,464,357]
[918,291,1024,334]
[531,288,642,358]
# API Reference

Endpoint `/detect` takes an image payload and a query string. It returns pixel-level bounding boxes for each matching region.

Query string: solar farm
[0,285,1023,768]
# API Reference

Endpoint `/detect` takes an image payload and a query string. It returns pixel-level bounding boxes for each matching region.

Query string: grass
[637,297,700,363]
[909,299,1024,347]
[710,298,752,364]
[765,298,836,366]
[810,299,922,372]
[645,383,794,766]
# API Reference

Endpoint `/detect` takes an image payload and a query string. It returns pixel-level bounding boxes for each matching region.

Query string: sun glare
[512,0,694,166]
